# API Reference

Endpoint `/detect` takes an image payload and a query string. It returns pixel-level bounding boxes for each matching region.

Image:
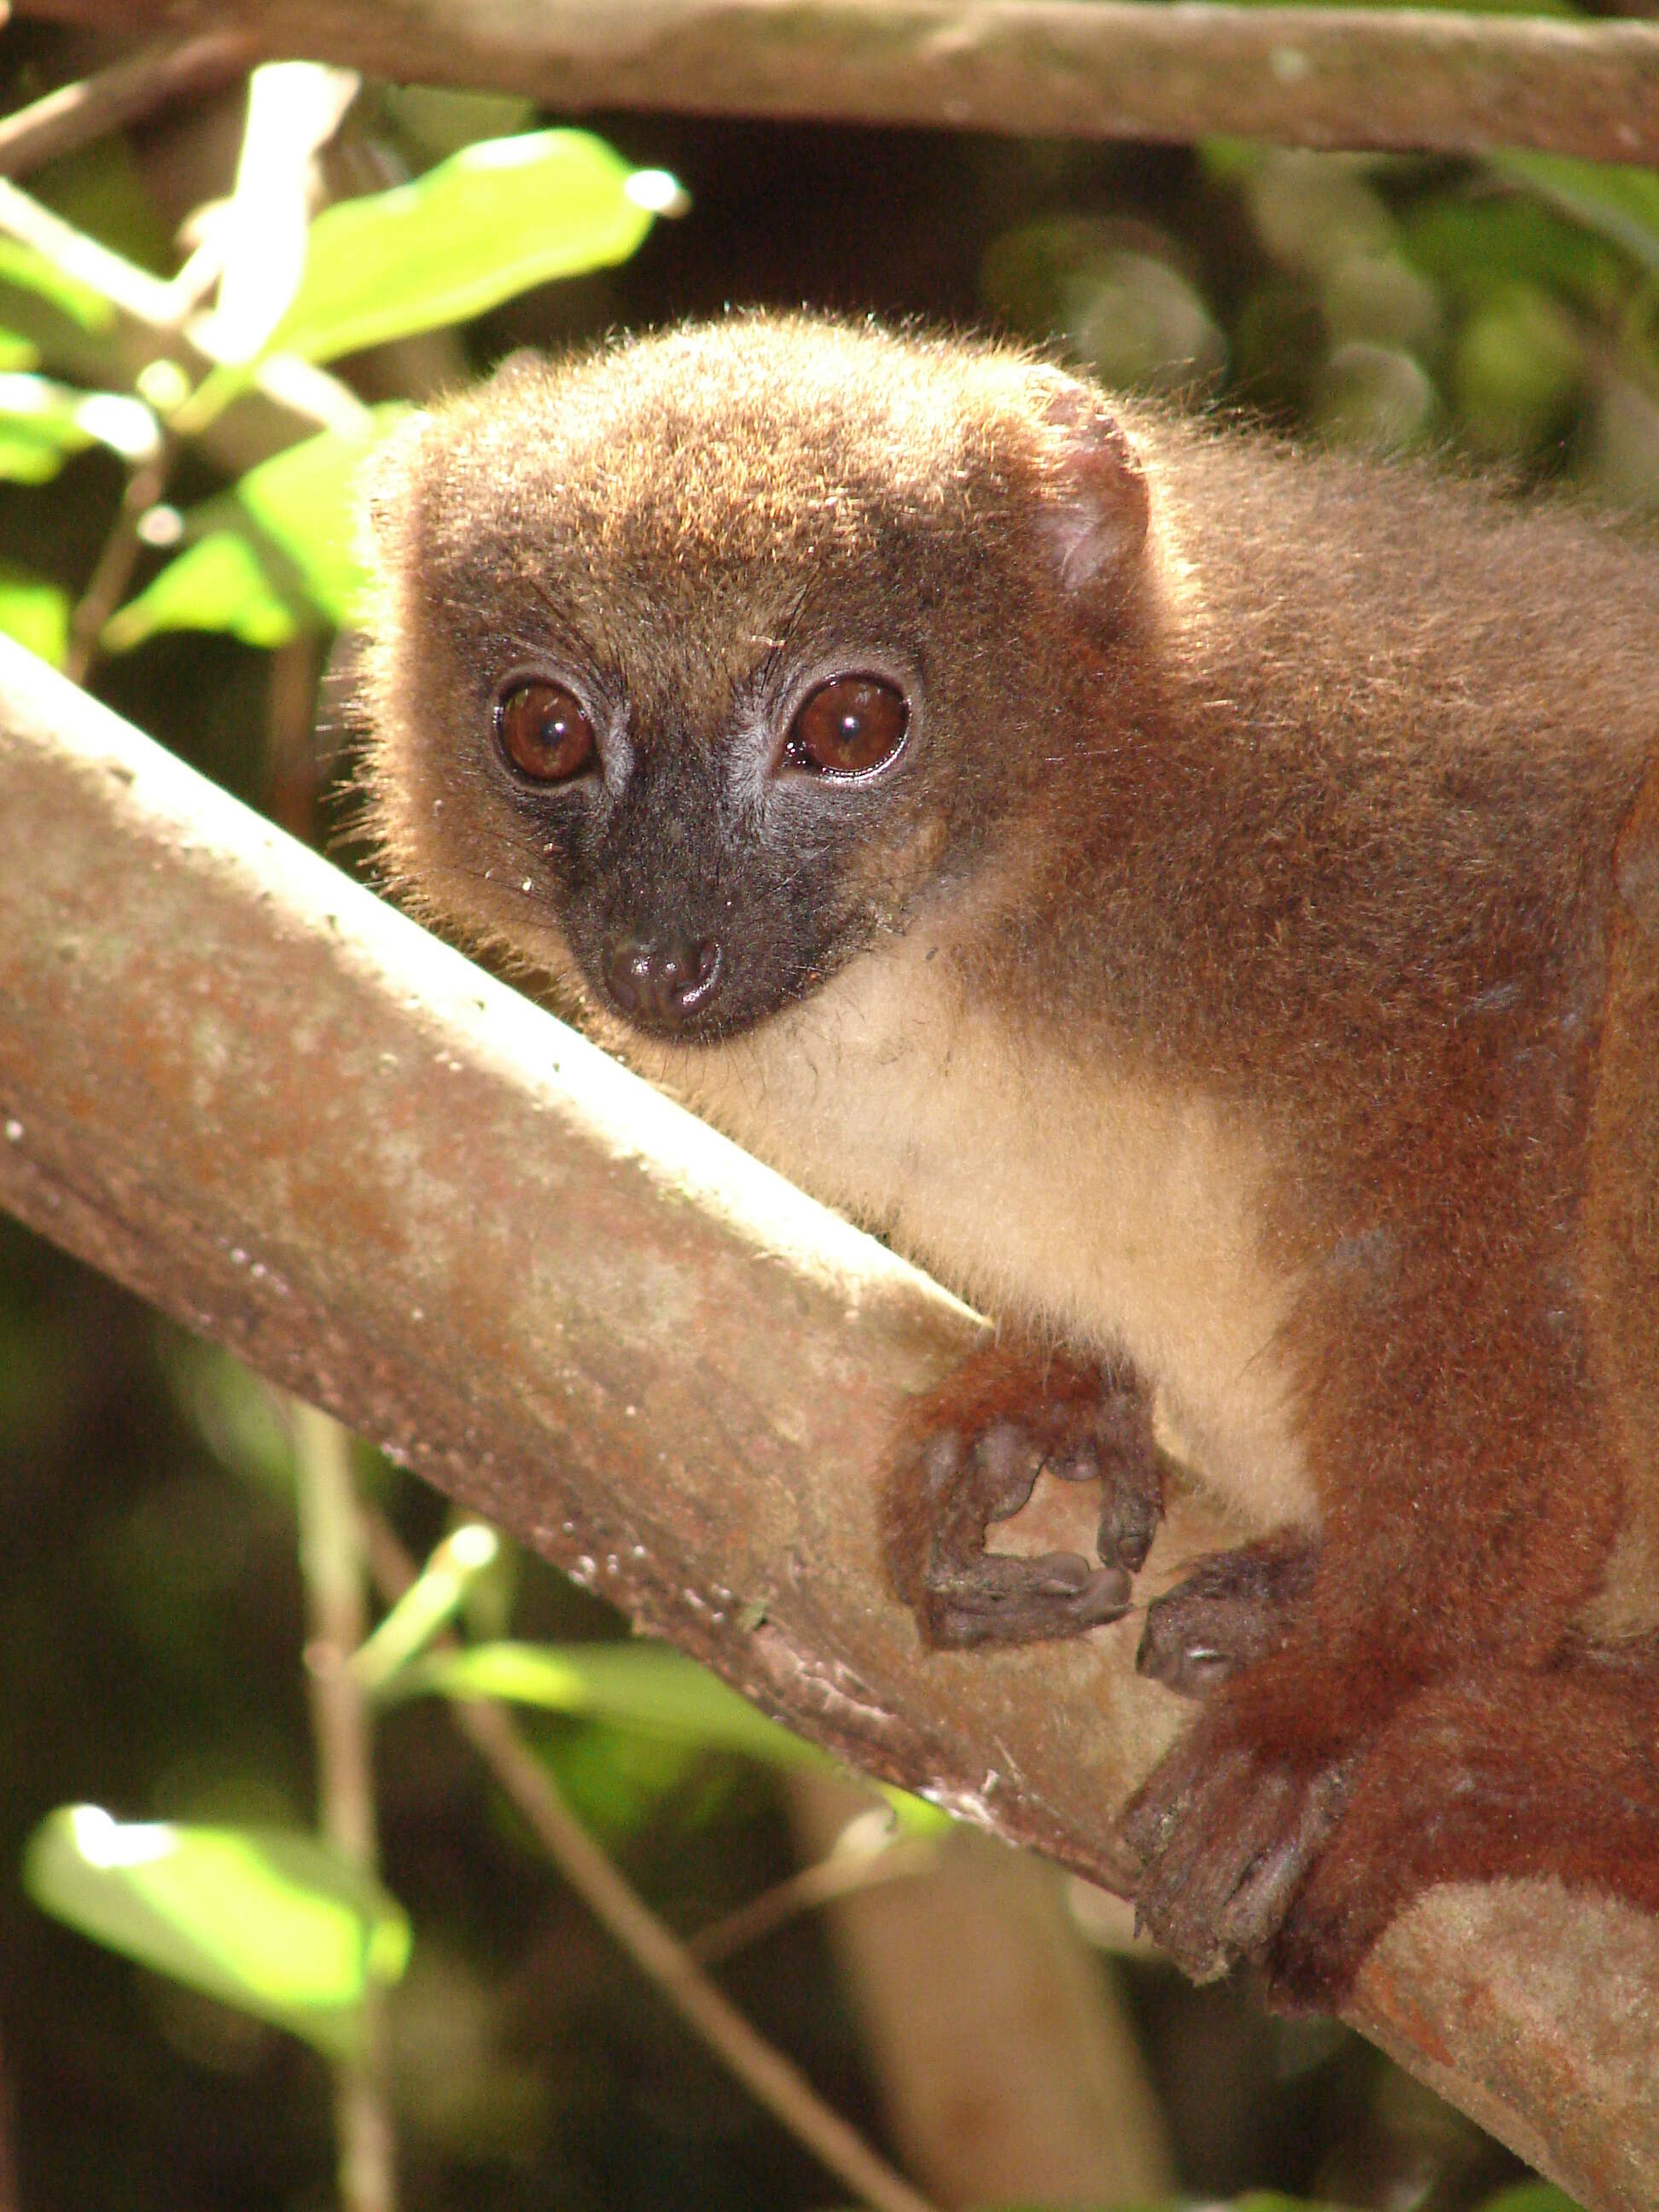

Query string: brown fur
[357,315,1659,2007]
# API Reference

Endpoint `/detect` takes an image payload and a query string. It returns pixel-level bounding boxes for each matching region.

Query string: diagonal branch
[1,637,1656,2210]
[13,0,1659,166]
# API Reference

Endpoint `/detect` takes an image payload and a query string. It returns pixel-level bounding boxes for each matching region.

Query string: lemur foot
[1121,1703,1359,1989]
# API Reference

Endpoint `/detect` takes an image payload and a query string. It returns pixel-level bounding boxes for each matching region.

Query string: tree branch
[14,0,1659,166]
[2,638,1656,2209]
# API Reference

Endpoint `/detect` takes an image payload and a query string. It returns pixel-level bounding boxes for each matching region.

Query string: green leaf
[0,371,91,483]
[1403,193,1628,317]
[392,1641,956,1832]
[159,1336,297,1496]
[387,1640,825,1768]
[0,421,72,483]
[102,405,409,643]
[877,1784,955,1836]
[0,568,70,665]
[102,531,298,653]
[1476,2186,1586,2212]
[353,1523,501,1691]
[1450,282,1584,458]
[0,329,38,370]
[25,1807,410,2058]
[233,404,410,626]
[381,84,538,161]
[1493,154,1659,282]
[265,129,663,364]
[0,373,160,485]
[0,238,116,331]
[1231,2197,1352,2212]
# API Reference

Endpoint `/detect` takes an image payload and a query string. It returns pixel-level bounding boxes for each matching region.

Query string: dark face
[364,320,1150,1048]
[486,643,920,1041]
[387,455,1016,1047]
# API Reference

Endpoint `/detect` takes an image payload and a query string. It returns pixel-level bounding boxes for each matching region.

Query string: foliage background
[3,10,1656,2209]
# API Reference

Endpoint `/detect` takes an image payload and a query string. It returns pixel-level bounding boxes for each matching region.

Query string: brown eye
[785,675,909,777]
[496,680,596,783]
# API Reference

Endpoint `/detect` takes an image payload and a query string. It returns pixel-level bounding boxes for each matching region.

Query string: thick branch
[14,0,1659,164]
[1,637,1656,2209]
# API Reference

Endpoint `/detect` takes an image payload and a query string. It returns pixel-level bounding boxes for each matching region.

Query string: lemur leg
[1138,1534,1319,1699]
[885,1340,1167,1649]
[1127,1651,1659,2008]
[1124,1369,1626,2005]
[1271,1655,1659,2005]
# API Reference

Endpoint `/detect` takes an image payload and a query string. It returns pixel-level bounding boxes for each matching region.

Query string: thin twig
[0,33,256,179]
[62,435,174,686]
[295,1406,399,2212]
[362,1511,940,2212]
[688,1832,939,1967]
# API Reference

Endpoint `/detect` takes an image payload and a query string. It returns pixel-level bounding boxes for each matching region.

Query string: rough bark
[1,638,1656,2208]
[12,0,1659,166]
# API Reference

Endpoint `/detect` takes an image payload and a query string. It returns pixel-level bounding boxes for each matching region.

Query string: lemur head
[359,315,1151,1045]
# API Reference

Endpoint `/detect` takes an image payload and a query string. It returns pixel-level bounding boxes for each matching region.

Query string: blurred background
[1,10,1652,2207]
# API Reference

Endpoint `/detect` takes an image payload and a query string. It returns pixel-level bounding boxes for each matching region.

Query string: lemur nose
[604,933,723,1031]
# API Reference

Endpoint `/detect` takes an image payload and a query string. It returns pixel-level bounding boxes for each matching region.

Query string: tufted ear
[1030,376,1150,601]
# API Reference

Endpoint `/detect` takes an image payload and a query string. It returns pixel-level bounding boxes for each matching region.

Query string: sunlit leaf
[0,569,70,665]
[102,531,298,653]
[353,1524,502,1690]
[264,130,665,364]
[233,405,410,626]
[0,373,88,482]
[25,1807,410,2058]
[392,1639,954,1834]
[0,329,38,370]
[387,1639,824,1768]
[0,238,116,331]
[0,374,160,483]
[878,1785,956,1836]
[0,422,70,483]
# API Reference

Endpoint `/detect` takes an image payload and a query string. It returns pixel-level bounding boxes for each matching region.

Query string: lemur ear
[1030,376,1150,600]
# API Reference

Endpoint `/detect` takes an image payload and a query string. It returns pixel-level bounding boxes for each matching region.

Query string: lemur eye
[496,679,596,783]
[784,675,909,777]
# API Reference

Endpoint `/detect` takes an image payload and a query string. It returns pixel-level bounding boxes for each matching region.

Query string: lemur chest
[670,940,1318,1536]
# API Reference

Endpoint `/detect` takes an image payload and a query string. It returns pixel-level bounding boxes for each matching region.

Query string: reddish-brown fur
[358,316,1659,2009]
